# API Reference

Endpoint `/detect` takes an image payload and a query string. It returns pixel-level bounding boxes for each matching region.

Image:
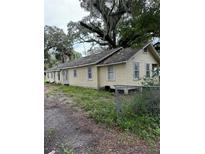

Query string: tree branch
[80,21,116,47]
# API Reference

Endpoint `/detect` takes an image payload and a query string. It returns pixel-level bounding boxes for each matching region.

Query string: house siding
[68,65,98,89]
[98,64,127,88]
[45,46,159,88]
[98,48,159,88]
[126,49,159,85]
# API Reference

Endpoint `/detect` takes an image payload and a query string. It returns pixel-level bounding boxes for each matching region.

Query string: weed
[48,85,160,142]
[60,144,73,154]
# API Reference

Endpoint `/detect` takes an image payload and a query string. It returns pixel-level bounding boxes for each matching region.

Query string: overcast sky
[44,0,90,56]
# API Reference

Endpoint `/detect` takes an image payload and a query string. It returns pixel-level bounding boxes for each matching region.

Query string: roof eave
[97,61,127,67]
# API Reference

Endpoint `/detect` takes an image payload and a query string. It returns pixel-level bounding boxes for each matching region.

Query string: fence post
[115,86,121,120]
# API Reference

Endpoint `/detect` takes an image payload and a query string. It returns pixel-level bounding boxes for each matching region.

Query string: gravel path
[44,85,159,154]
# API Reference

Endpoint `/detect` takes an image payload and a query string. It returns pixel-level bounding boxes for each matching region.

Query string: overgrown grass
[47,84,160,142]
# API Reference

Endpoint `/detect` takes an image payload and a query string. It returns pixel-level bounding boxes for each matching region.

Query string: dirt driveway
[44,85,159,154]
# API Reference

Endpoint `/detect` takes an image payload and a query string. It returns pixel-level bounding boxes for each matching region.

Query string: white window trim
[145,63,151,78]
[87,66,93,80]
[73,69,77,77]
[133,62,140,80]
[107,65,115,81]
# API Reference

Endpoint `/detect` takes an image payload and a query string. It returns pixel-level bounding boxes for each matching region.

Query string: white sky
[44,0,90,56]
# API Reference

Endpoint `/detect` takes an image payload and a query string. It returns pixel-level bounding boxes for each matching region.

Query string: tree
[69,0,159,50]
[44,25,73,63]
[118,0,160,47]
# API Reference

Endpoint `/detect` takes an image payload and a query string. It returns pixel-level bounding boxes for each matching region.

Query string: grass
[46,83,160,142]
[60,144,73,154]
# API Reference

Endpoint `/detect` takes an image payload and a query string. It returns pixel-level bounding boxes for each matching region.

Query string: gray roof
[98,48,138,65]
[45,42,159,71]
[58,47,121,69]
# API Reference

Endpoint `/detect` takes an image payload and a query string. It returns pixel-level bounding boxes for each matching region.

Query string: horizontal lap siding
[126,49,159,85]
[68,65,98,89]
[98,64,127,88]
[98,49,159,88]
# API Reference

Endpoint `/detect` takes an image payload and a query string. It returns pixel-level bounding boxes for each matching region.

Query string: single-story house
[45,42,160,93]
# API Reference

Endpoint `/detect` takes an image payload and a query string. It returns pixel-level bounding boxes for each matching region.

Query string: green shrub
[116,90,160,141]
[48,85,160,141]
[132,90,160,118]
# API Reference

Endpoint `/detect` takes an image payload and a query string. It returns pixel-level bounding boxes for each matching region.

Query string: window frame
[73,69,77,77]
[143,47,148,54]
[107,65,115,81]
[65,70,68,81]
[87,66,93,80]
[145,63,151,78]
[133,62,140,80]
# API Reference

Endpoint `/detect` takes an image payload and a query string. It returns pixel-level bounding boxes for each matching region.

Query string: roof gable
[98,42,160,66]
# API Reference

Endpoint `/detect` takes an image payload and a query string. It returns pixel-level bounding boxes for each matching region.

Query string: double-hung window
[73,69,77,77]
[65,70,68,80]
[145,63,151,77]
[87,66,92,80]
[133,62,140,80]
[108,66,114,80]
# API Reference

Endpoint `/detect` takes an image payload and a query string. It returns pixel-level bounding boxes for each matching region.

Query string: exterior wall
[54,71,61,84]
[59,69,69,84]
[45,73,49,82]
[126,49,159,85]
[98,64,127,88]
[98,49,159,88]
[48,72,55,83]
[46,47,159,88]
[68,65,98,89]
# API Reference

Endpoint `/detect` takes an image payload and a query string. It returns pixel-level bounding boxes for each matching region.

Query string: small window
[133,62,140,79]
[108,66,114,80]
[73,69,77,77]
[143,47,148,54]
[145,63,151,77]
[87,66,92,80]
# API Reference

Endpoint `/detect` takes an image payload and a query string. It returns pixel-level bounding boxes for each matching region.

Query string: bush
[132,90,160,118]
[117,89,160,141]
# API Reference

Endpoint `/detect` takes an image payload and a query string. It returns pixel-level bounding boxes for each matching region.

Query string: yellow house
[45,42,160,92]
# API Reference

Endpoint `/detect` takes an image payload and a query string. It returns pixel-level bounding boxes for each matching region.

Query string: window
[133,62,140,79]
[51,72,53,79]
[87,66,92,80]
[73,69,77,77]
[145,63,150,77]
[143,47,148,54]
[58,72,60,80]
[65,70,68,80]
[108,66,114,80]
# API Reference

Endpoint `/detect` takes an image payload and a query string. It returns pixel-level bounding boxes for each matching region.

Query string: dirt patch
[44,84,159,154]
